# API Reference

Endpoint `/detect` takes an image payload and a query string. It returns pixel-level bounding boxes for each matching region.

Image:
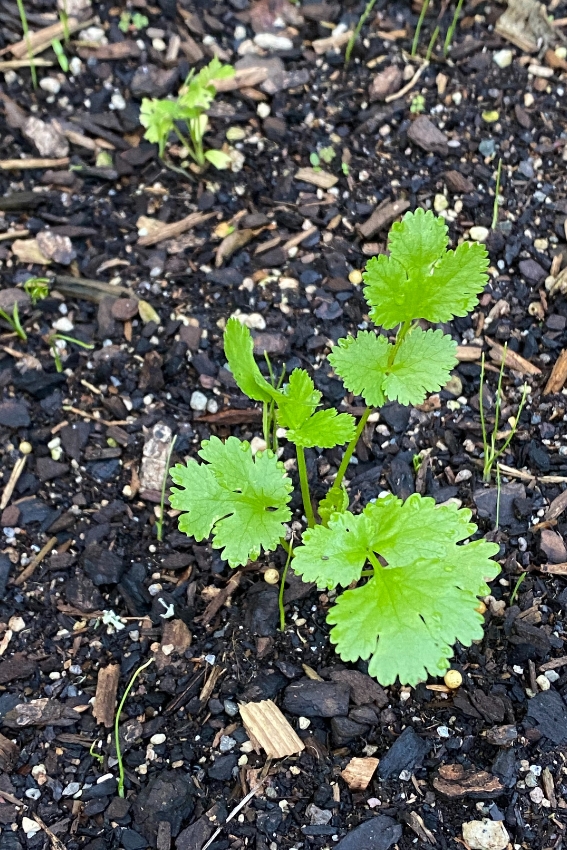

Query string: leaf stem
[296,446,315,528]
[332,407,372,494]
[279,540,294,631]
[116,658,153,798]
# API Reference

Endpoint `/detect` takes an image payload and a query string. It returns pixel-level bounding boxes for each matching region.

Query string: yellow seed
[476,600,487,615]
[19,441,33,455]
[444,669,463,689]
[264,568,280,585]
[349,269,363,285]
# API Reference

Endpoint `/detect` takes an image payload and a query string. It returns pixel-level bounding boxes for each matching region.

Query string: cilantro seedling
[115,658,153,797]
[140,57,235,170]
[23,276,50,304]
[51,38,69,72]
[0,303,27,340]
[118,11,149,32]
[48,333,94,372]
[171,210,500,685]
[410,94,426,114]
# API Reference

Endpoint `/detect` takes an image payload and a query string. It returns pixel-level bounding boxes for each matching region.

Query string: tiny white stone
[4,70,17,85]
[40,77,61,95]
[150,733,166,745]
[53,316,74,333]
[257,102,271,119]
[26,789,41,800]
[152,38,166,51]
[62,781,81,796]
[536,674,551,691]
[237,312,266,330]
[462,819,509,850]
[69,57,82,76]
[470,226,489,243]
[234,25,247,41]
[8,615,25,632]
[190,391,208,411]
[250,436,267,455]
[80,26,107,44]
[206,398,218,414]
[22,817,41,836]
[298,716,310,730]
[437,725,451,738]
[455,469,472,483]
[254,33,293,51]
[545,670,560,683]
[493,49,513,69]
[529,786,545,804]
[111,93,126,110]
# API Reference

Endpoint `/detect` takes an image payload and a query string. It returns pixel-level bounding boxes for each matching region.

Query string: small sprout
[51,38,69,72]
[341,161,350,176]
[0,303,27,341]
[319,146,335,164]
[23,277,50,304]
[309,152,321,171]
[264,568,280,585]
[444,669,463,689]
[119,11,149,32]
[410,94,426,114]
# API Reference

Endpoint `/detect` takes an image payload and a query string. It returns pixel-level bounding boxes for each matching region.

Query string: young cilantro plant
[170,209,500,686]
[140,57,234,170]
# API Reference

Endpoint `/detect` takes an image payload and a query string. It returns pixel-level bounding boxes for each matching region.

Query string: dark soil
[1,1,567,849]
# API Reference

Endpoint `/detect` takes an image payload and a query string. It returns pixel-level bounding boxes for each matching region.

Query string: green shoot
[345,0,379,66]
[23,277,50,304]
[89,739,104,765]
[51,38,69,72]
[171,210,499,686]
[479,347,529,482]
[410,94,426,114]
[495,462,501,528]
[15,0,36,88]
[309,152,321,172]
[140,57,234,170]
[491,158,503,230]
[60,0,70,42]
[119,11,149,33]
[156,435,177,541]
[0,303,27,340]
[279,539,294,631]
[412,0,431,57]
[509,572,527,605]
[49,333,94,372]
[341,161,350,176]
[319,146,335,164]
[444,0,465,56]
[425,25,439,62]
[115,658,154,798]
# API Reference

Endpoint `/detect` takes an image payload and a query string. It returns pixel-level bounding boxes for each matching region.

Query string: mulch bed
[1,0,567,848]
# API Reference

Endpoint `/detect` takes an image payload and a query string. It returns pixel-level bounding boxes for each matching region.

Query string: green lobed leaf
[204,149,232,170]
[293,494,500,685]
[224,318,281,404]
[277,369,356,449]
[317,485,349,526]
[363,209,489,328]
[140,98,180,156]
[170,436,292,567]
[382,328,458,406]
[328,331,391,407]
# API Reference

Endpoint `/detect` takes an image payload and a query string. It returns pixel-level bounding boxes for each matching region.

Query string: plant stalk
[278,541,294,631]
[331,406,372,494]
[116,658,154,798]
[412,0,431,56]
[296,446,315,528]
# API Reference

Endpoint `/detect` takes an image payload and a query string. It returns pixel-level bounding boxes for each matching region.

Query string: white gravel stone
[190,391,208,411]
[493,49,513,69]
[111,93,126,110]
[529,787,545,804]
[254,33,293,51]
[257,102,271,119]
[470,226,489,243]
[22,817,41,836]
[40,77,61,95]
[150,733,166,745]
[69,57,83,76]
[62,781,81,796]
[53,317,74,333]
[237,312,266,330]
[462,820,509,850]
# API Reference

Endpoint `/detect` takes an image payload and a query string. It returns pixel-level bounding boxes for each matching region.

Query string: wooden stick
[0,158,70,170]
[0,456,26,510]
[0,59,53,70]
[486,337,542,375]
[385,61,429,103]
[13,536,58,586]
[0,230,30,242]
[545,349,567,394]
[92,664,120,727]
[239,699,305,758]
[137,211,216,247]
[62,405,130,427]
[3,17,96,59]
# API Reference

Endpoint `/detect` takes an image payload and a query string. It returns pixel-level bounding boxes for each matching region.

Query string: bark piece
[0,733,19,771]
[358,198,411,240]
[407,116,448,155]
[340,757,379,790]
[433,764,504,798]
[137,211,216,248]
[92,664,120,728]
[295,167,338,189]
[445,170,475,193]
[487,338,542,375]
[369,66,403,102]
[239,699,305,758]
[545,349,567,394]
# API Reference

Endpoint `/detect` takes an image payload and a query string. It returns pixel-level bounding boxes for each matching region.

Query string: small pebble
[536,675,551,691]
[298,717,310,730]
[62,782,81,796]
[40,77,61,95]
[25,789,41,800]
[434,194,448,212]
[544,670,560,683]
[224,700,239,716]
[150,733,166,745]
[19,441,33,455]
[349,269,362,285]
[190,391,208,411]
[219,736,236,753]
[254,33,293,51]
[69,56,82,76]
[493,49,513,69]
[22,817,41,837]
[257,103,271,119]
[264,568,279,585]
[238,312,266,330]
[111,93,126,110]
[8,615,25,632]
[529,787,544,804]
[437,725,450,738]
[250,436,267,455]
[444,669,463,689]
[470,226,489,243]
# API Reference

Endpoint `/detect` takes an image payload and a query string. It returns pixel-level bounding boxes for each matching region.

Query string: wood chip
[456,345,483,362]
[340,757,379,790]
[157,619,192,668]
[92,664,120,728]
[0,733,19,771]
[239,699,305,758]
[358,198,411,240]
[213,67,270,92]
[137,211,216,248]
[544,490,567,522]
[216,228,262,267]
[312,30,353,55]
[544,348,567,394]
[539,655,567,672]
[0,456,26,510]
[294,167,338,189]
[3,17,96,59]
[433,764,504,798]
[78,41,141,61]
[542,766,557,808]
[538,562,567,575]
[13,536,58,586]
[12,238,51,265]
[486,338,542,375]
[0,157,70,170]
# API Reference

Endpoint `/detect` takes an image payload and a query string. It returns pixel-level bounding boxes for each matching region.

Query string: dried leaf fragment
[340,757,379,790]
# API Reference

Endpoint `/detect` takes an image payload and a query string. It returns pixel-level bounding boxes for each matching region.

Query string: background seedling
[15,0,36,88]
[140,57,234,170]
[170,210,500,686]
[119,11,149,33]
[425,25,440,61]
[23,277,50,304]
[509,571,527,604]
[410,94,426,114]
[345,0,379,66]
[479,346,529,482]
[156,435,177,541]
[491,158,503,230]
[412,0,431,56]
[115,658,153,797]
[444,0,465,55]
[51,38,69,72]
[0,303,27,340]
[49,333,94,372]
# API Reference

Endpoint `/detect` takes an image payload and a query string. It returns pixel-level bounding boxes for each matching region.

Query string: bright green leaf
[224,318,281,404]
[293,512,374,589]
[383,328,458,406]
[363,209,489,328]
[294,494,500,684]
[170,436,292,567]
[277,369,320,430]
[318,485,349,526]
[286,408,356,449]
[204,149,232,169]
[328,331,391,407]
[140,98,180,157]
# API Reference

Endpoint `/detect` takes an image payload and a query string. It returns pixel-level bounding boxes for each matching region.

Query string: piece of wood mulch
[545,348,567,394]
[357,198,411,240]
[239,699,305,758]
[433,764,504,798]
[92,664,120,728]
[0,733,19,771]
[137,211,216,248]
[486,337,542,375]
[340,757,379,790]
